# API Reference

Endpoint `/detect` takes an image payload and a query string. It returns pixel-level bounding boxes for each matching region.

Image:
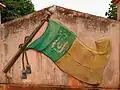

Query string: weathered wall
[0,6,120,89]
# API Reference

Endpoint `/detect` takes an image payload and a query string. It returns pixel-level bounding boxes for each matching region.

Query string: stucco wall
[0,6,120,88]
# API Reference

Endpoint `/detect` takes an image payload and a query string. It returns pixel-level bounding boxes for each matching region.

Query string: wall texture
[0,6,120,89]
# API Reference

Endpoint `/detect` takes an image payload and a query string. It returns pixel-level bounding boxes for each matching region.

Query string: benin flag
[27,19,110,85]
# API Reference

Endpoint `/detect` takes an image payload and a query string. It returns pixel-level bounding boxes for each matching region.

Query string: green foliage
[0,0,35,23]
[105,3,117,20]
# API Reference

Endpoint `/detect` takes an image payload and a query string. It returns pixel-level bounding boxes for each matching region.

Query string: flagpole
[3,6,56,73]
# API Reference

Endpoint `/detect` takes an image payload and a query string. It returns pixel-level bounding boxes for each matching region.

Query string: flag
[27,19,110,85]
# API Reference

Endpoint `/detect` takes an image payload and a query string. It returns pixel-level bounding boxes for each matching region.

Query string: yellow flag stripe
[68,38,110,70]
[55,53,101,85]
[55,38,110,84]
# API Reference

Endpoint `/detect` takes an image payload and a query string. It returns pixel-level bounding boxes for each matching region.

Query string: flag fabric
[27,19,110,85]
[27,19,76,62]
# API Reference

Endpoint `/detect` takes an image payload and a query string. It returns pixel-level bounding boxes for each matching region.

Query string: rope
[18,36,32,79]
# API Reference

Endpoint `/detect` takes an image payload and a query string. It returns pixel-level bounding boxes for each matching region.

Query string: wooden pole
[3,19,47,73]
[3,6,56,73]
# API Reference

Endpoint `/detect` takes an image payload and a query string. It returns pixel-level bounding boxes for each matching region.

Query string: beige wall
[0,6,120,88]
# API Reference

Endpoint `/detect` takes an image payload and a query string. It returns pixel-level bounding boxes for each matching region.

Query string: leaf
[1,0,35,23]
[105,3,117,20]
